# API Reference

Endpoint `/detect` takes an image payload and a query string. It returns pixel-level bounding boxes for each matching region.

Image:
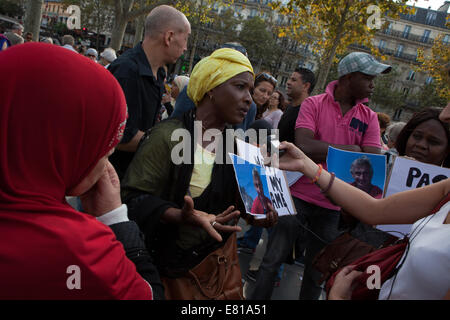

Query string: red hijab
[0,43,151,299]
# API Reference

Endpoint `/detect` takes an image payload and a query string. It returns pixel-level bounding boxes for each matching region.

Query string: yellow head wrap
[187,48,254,106]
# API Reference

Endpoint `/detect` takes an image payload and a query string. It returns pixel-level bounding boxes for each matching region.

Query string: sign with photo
[228,153,296,219]
[326,147,387,199]
[377,157,450,235]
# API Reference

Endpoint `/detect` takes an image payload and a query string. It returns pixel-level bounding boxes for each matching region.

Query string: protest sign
[377,157,450,235]
[327,147,387,199]
[235,138,303,186]
[228,153,296,219]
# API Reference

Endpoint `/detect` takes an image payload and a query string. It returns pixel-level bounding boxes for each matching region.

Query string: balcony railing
[349,43,419,63]
[379,29,434,46]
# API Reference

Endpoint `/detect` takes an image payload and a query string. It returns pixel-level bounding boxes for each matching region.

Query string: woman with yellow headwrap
[121,48,278,300]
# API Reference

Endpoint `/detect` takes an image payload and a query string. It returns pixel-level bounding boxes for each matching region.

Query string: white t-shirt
[379,200,450,300]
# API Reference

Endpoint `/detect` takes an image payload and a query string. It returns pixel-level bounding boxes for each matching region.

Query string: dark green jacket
[121,110,245,277]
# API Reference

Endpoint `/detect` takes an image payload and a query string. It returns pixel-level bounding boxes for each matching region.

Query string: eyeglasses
[256,73,277,85]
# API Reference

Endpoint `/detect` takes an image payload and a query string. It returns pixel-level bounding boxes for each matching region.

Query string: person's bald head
[144,5,190,39]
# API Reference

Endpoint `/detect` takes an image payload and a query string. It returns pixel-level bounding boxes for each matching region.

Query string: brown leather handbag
[312,232,378,284]
[161,233,244,300]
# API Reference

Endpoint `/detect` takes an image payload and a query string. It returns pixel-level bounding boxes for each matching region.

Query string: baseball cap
[338,52,391,78]
[100,48,117,63]
[86,48,98,58]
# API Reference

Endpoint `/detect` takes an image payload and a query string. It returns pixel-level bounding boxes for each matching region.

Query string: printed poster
[327,147,387,199]
[377,157,450,235]
[228,153,296,219]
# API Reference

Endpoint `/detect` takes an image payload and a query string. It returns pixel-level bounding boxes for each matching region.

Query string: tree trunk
[24,0,43,42]
[312,43,340,95]
[188,28,200,74]
[312,1,351,95]
[133,15,145,46]
[110,16,129,51]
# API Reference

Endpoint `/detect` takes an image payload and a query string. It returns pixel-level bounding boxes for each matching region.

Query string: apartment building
[350,1,449,114]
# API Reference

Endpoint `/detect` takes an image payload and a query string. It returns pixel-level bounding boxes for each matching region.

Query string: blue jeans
[249,197,342,300]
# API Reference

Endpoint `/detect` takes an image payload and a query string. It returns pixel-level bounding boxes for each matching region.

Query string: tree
[210,7,240,46]
[238,16,278,73]
[0,0,24,17]
[416,33,450,101]
[370,67,405,111]
[175,0,229,73]
[23,0,43,41]
[272,0,410,94]
[411,82,447,109]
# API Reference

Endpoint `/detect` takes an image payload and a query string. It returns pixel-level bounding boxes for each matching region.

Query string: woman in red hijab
[0,43,162,299]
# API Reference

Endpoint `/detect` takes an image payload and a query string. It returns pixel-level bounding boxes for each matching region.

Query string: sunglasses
[256,73,277,85]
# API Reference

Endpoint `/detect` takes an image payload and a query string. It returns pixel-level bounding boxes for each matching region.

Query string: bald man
[109,5,191,179]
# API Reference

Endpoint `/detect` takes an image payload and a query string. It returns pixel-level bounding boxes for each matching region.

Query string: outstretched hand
[263,141,310,173]
[180,196,242,242]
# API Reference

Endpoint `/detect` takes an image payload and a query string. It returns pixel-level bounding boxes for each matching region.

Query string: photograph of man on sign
[251,167,273,215]
[349,156,383,199]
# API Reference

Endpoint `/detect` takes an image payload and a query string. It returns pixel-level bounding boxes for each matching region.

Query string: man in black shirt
[108,5,191,178]
[278,68,316,143]
[248,67,315,300]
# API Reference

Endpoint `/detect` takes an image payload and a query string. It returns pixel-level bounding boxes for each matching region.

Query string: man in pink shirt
[250,52,390,300]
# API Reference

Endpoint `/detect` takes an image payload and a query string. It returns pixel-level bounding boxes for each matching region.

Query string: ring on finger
[211,221,217,227]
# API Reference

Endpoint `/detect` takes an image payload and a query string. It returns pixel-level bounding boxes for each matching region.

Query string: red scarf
[0,43,151,299]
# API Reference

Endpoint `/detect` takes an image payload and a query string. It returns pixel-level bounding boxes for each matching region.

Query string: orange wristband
[310,164,323,184]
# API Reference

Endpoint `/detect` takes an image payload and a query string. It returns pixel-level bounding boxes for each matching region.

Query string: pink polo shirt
[292,80,381,210]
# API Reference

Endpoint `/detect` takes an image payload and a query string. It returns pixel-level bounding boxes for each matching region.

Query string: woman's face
[252,81,274,107]
[210,72,253,125]
[269,92,280,108]
[66,149,114,196]
[405,119,449,166]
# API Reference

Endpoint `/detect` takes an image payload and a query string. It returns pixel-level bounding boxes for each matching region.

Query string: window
[385,22,393,35]
[379,39,386,50]
[425,11,437,25]
[421,30,431,43]
[443,35,450,45]
[406,70,415,81]
[425,76,433,85]
[402,25,411,39]
[402,87,410,96]
[395,44,404,57]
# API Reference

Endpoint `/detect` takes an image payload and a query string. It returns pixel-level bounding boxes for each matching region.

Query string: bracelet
[310,164,323,184]
[321,172,336,194]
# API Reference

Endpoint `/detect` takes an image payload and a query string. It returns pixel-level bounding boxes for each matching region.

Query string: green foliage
[238,16,278,71]
[53,21,68,35]
[411,82,447,109]
[0,0,24,17]
[271,0,410,93]
[370,67,405,110]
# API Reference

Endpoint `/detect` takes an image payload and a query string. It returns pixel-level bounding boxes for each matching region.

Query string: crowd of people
[0,4,449,301]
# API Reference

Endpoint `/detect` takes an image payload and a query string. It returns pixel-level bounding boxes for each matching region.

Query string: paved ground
[237,220,325,300]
